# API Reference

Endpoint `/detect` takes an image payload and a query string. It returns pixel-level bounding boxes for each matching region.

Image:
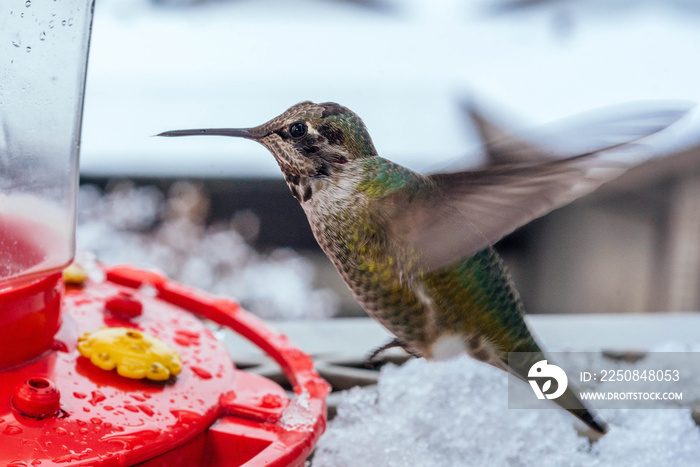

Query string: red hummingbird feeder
[0,1,329,465]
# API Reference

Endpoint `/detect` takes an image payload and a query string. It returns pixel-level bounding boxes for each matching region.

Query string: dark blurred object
[479,0,700,39]
[481,0,700,16]
[322,0,397,14]
[148,0,398,14]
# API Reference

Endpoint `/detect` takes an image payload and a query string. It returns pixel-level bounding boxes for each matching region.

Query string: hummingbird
[158,100,688,434]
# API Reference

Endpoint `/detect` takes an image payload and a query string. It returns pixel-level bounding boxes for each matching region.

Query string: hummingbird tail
[508,352,608,435]
[552,385,608,434]
[567,407,608,435]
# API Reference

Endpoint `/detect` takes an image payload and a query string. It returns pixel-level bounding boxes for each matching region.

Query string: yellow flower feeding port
[78,327,183,381]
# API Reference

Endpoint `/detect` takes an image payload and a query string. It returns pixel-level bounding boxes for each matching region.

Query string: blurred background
[78,0,700,320]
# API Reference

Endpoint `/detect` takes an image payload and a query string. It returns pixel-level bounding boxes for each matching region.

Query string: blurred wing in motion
[464,100,692,165]
[463,102,555,165]
[392,104,691,273]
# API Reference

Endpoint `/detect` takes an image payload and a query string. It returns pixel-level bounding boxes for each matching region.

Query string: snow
[312,354,700,467]
[76,182,339,320]
[281,388,316,432]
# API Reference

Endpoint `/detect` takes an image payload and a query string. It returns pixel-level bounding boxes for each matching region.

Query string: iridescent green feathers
[357,158,419,197]
[317,102,378,161]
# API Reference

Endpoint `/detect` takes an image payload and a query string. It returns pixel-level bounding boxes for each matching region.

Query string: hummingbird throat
[284,173,314,203]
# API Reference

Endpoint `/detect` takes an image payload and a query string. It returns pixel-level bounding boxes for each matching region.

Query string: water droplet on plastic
[89,390,106,406]
[49,20,54,28]
[8,460,32,467]
[11,41,20,48]
[3,425,22,435]
[67,18,73,26]
[61,20,66,26]
[191,366,212,379]
[20,12,24,18]
[25,46,31,53]
[25,0,31,7]
[39,31,46,41]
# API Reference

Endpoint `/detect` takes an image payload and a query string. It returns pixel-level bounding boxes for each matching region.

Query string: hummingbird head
[158,101,378,183]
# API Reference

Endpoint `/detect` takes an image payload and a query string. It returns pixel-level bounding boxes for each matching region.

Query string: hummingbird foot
[364,338,422,369]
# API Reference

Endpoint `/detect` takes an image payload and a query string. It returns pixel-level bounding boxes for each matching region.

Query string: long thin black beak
[156,128,261,140]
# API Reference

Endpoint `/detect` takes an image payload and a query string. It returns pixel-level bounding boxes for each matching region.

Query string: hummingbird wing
[392,106,690,273]
[463,103,556,165]
[465,101,691,165]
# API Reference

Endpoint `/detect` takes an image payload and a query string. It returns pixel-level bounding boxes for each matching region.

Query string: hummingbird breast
[300,167,540,360]
[301,176,433,349]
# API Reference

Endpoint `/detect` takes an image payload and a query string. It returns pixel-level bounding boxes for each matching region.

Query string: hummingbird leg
[364,338,422,369]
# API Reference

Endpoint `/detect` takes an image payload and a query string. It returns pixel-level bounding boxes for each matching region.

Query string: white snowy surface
[312,354,700,467]
[80,0,700,178]
[76,182,339,319]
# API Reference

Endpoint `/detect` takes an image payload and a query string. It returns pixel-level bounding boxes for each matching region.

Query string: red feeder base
[0,265,330,466]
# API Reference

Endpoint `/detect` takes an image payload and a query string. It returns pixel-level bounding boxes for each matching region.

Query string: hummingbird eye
[289,122,308,139]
